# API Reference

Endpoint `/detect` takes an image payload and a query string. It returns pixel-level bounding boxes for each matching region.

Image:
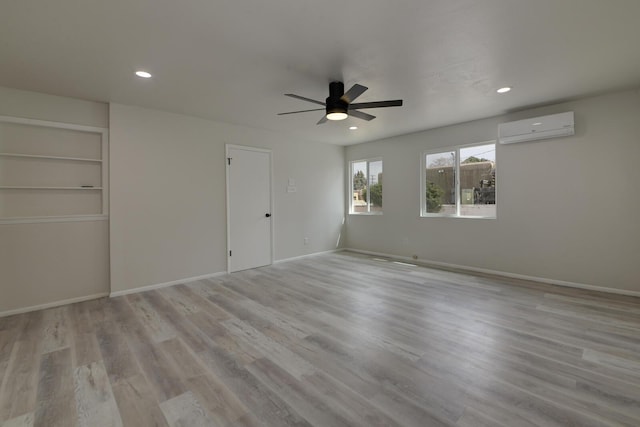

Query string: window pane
[425,151,455,214]
[368,160,382,211]
[459,144,496,217]
[352,161,368,213]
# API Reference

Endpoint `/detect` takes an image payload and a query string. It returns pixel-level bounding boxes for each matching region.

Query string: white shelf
[0,152,102,162]
[0,115,109,219]
[0,186,102,190]
[0,214,108,225]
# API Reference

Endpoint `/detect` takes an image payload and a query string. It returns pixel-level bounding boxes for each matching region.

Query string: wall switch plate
[304,237,309,245]
[288,178,296,186]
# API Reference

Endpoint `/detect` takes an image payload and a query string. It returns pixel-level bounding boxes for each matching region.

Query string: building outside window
[422,142,496,218]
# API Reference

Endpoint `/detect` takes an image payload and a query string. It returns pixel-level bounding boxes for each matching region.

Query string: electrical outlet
[304,237,309,245]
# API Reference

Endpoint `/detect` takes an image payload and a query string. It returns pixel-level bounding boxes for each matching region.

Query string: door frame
[225,144,274,273]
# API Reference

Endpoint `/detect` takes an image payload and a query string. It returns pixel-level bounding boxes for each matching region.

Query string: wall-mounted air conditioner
[498,111,574,144]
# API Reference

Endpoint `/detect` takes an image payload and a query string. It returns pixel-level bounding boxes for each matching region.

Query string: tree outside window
[350,159,382,214]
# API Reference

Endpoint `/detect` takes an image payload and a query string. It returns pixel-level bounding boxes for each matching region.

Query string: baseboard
[111,250,344,297]
[274,248,345,264]
[344,248,640,298]
[3,253,344,315]
[109,271,227,298]
[0,292,110,318]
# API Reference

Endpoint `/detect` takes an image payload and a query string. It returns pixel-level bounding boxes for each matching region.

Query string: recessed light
[497,87,512,94]
[349,126,358,130]
[135,71,152,79]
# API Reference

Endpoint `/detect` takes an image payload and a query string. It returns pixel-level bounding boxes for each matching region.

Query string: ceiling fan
[278,81,403,125]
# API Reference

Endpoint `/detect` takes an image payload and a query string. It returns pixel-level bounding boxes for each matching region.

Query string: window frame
[348,157,383,215]
[420,140,496,219]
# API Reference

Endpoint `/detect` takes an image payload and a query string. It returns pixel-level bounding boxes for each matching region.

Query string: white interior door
[226,145,273,272]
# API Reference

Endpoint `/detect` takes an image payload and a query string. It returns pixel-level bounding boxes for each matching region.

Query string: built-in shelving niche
[0,116,108,224]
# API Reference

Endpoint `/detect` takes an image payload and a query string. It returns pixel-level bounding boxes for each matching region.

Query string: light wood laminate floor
[1,251,640,426]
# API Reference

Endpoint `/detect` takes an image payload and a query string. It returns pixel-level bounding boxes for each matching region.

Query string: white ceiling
[1,0,639,145]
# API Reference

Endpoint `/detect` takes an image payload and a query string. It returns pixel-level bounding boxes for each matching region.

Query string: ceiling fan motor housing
[326,81,348,115]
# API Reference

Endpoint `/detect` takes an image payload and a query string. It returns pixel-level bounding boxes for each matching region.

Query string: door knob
[265,213,271,218]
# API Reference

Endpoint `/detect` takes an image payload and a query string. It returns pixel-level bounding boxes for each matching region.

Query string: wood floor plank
[110,374,169,427]
[0,331,17,402]
[583,348,640,373]
[0,312,44,422]
[229,310,382,400]
[301,371,401,427]
[113,298,187,402]
[41,307,71,354]
[246,357,357,427]
[94,320,139,384]
[237,298,311,339]
[159,391,213,427]
[142,291,211,353]
[455,406,508,427]
[196,346,312,427]
[0,315,24,387]
[371,390,454,427]
[176,284,232,321]
[185,311,259,364]
[33,348,77,427]
[221,318,315,380]
[68,302,102,368]
[68,300,98,335]
[362,347,467,424]
[73,361,123,427]
[158,338,206,380]
[157,287,202,317]
[125,293,177,343]
[201,286,311,340]
[2,252,640,426]
[0,412,34,427]
[186,374,248,426]
[228,413,262,427]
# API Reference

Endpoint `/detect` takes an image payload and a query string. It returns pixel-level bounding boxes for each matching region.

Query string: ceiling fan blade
[316,115,328,125]
[277,108,325,116]
[349,100,403,109]
[341,84,368,103]
[285,93,326,106]
[349,109,376,121]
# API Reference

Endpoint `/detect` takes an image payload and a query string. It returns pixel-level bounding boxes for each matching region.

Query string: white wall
[0,87,110,314]
[0,86,108,128]
[109,104,344,294]
[345,90,640,294]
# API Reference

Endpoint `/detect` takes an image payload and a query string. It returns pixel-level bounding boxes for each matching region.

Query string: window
[422,142,496,218]
[350,158,382,214]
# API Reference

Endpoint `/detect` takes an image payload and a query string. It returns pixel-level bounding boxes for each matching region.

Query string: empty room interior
[1,1,640,426]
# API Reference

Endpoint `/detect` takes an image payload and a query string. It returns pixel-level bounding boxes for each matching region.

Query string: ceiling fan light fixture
[327,112,348,121]
[326,95,349,121]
